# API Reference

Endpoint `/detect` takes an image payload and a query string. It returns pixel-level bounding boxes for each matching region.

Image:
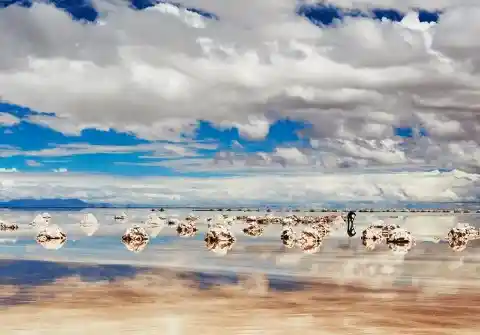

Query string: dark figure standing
[346,211,356,237]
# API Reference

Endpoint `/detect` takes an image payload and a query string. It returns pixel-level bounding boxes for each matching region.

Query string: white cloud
[0,3,478,148]
[0,169,477,205]
[0,168,18,173]
[0,141,217,158]
[123,138,480,174]
[0,113,20,127]
[26,159,42,167]
[219,115,271,140]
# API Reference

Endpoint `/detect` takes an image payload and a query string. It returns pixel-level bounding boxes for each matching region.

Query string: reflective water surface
[0,209,479,334]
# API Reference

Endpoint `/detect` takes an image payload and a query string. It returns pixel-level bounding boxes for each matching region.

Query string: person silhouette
[346,211,357,237]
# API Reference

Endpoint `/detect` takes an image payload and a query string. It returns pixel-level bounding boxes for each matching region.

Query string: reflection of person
[347,211,356,237]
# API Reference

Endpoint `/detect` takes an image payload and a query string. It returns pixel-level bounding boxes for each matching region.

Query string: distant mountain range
[0,198,113,209]
[0,198,477,210]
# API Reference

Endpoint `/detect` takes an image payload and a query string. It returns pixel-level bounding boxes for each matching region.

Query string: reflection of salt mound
[42,212,51,223]
[35,224,67,250]
[79,213,99,236]
[143,214,165,238]
[362,226,384,241]
[388,242,412,255]
[297,227,323,254]
[239,273,269,296]
[39,238,66,250]
[121,225,149,253]
[0,219,18,232]
[206,240,235,256]
[30,213,49,229]
[146,225,164,238]
[176,221,197,237]
[204,225,236,256]
[280,226,296,248]
[362,237,384,251]
[386,228,416,255]
[341,252,404,288]
[449,238,468,252]
[387,228,414,243]
[145,213,163,225]
[243,223,264,237]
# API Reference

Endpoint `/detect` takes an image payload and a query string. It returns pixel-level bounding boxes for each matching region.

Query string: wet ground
[0,209,479,334]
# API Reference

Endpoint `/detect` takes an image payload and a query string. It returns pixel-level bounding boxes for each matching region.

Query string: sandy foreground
[1,267,479,335]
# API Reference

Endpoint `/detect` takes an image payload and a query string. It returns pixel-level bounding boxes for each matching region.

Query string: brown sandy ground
[1,268,479,335]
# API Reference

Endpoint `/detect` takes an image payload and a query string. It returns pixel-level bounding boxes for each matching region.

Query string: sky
[0,0,479,206]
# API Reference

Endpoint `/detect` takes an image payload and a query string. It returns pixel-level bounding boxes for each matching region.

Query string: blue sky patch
[394,127,428,138]
[298,4,440,26]
[194,119,310,153]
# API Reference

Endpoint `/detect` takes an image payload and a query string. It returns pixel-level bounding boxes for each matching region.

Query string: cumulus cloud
[120,137,478,175]
[0,168,18,173]
[0,113,20,127]
[0,3,477,138]
[0,0,479,199]
[25,159,42,167]
[0,169,477,205]
[0,141,217,158]
[218,115,271,140]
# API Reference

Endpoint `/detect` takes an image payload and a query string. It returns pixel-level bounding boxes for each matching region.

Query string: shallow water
[0,209,479,334]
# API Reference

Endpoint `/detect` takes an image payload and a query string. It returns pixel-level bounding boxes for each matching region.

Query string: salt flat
[0,209,479,334]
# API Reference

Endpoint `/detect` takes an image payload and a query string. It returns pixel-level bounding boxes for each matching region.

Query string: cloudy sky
[0,0,479,206]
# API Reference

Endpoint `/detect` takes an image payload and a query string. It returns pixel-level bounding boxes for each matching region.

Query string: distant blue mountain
[0,198,477,211]
[0,198,113,209]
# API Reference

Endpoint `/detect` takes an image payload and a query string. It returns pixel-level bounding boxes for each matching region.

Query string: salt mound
[35,224,67,250]
[176,221,197,237]
[0,219,18,232]
[79,213,99,237]
[143,213,166,238]
[296,227,323,254]
[204,224,236,256]
[243,222,264,237]
[121,225,149,253]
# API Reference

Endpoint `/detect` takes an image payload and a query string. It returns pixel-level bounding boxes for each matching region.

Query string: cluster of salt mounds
[1,211,478,255]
